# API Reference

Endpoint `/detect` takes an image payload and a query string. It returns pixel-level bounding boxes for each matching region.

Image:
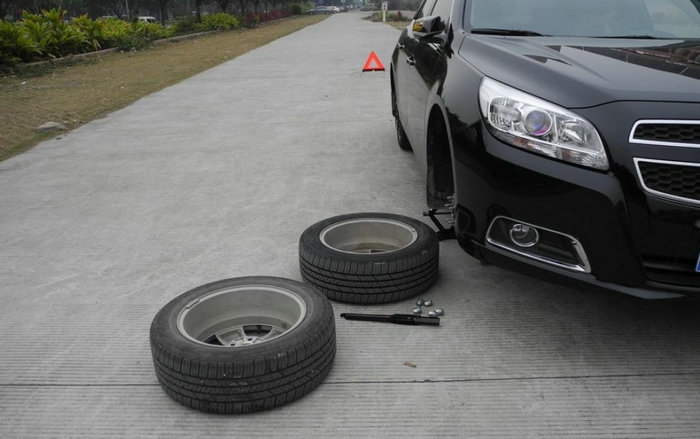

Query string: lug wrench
[340,313,440,326]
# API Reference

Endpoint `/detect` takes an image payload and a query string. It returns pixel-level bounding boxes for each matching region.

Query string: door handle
[397,43,405,50]
[406,56,415,66]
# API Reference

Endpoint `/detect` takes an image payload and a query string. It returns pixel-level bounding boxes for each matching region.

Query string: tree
[87,0,130,17]
[157,0,167,23]
[0,0,14,18]
[235,0,246,14]
[215,0,229,12]
[15,0,86,14]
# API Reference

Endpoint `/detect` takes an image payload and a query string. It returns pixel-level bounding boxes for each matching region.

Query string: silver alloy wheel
[151,276,335,413]
[300,213,440,304]
[177,285,307,348]
[319,218,419,254]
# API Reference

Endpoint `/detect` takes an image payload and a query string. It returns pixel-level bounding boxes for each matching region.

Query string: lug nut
[428,311,437,318]
[416,298,424,306]
[434,308,444,316]
[412,307,422,315]
[423,299,433,307]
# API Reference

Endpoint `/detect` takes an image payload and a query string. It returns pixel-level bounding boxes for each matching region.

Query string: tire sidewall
[150,276,333,369]
[299,212,437,266]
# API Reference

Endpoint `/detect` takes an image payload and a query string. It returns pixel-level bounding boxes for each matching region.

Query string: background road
[1,12,699,438]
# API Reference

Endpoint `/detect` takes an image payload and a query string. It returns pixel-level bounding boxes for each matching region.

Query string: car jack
[424,208,456,241]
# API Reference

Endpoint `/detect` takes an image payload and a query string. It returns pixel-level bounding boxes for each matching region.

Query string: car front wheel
[391,84,413,151]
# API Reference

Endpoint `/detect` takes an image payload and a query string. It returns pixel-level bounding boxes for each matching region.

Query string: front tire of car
[395,118,413,151]
[426,109,455,209]
[391,79,413,152]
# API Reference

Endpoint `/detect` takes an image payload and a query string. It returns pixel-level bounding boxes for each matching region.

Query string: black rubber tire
[299,213,439,304]
[391,84,413,151]
[395,117,413,151]
[149,276,336,414]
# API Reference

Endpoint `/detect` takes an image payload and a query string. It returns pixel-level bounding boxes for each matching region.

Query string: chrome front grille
[630,120,700,147]
[634,158,700,206]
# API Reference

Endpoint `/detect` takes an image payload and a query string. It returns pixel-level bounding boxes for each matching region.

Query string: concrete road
[1,12,699,438]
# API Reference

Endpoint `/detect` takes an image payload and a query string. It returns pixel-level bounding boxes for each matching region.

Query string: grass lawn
[0,15,326,162]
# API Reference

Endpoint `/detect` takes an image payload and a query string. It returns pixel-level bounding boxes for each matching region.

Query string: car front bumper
[451,101,700,299]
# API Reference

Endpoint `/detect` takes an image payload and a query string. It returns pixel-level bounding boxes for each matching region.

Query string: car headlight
[479,77,609,171]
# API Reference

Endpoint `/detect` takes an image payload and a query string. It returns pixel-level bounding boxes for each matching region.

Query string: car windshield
[468,0,700,38]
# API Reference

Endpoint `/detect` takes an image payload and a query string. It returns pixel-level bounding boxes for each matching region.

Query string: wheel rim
[320,218,419,254]
[177,284,307,348]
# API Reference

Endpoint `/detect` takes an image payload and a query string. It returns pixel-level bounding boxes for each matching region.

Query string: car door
[402,0,452,156]
[394,0,437,143]
[393,30,412,128]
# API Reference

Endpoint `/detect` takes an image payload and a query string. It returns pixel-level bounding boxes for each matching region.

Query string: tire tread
[298,213,439,304]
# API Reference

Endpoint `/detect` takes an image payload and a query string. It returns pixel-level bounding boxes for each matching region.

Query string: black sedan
[391,0,700,299]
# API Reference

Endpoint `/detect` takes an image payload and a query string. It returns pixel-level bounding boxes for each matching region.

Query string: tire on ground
[299,212,439,304]
[149,276,336,414]
[395,117,413,151]
[392,83,413,152]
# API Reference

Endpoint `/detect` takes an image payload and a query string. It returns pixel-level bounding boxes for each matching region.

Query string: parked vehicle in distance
[137,16,158,23]
[308,6,338,14]
[391,0,700,299]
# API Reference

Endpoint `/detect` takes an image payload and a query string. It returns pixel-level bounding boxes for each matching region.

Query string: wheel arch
[390,66,398,118]
[425,101,456,209]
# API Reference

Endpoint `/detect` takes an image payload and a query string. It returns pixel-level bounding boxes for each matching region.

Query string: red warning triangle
[362,51,385,72]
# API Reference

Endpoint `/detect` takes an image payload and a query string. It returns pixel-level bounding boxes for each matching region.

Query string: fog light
[486,216,591,273]
[509,223,539,247]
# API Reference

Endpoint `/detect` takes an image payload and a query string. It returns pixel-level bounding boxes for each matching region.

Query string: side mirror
[412,15,444,36]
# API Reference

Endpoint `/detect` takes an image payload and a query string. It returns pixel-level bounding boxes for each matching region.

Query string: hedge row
[0,9,172,66]
[0,7,294,69]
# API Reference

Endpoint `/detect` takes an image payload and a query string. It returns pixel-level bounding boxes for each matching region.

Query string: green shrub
[242,13,260,28]
[194,13,240,31]
[110,22,170,51]
[115,32,151,50]
[98,17,133,48]
[367,11,410,22]
[0,20,40,67]
[134,21,171,40]
[0,10,173,66]
[172,15,199,34]
[290,3,303,15]
[98,18,169,51]
[71,15,103,51]
[22,9,89,58]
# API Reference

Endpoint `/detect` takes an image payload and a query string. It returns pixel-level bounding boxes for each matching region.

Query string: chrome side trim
[485,215,592,273]
[633,158,700,207]
[629,119,700,148]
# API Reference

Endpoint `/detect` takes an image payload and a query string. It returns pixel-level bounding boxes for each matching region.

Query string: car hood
[459,36,700,108]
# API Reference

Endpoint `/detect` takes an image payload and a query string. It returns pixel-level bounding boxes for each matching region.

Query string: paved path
[1,12,699,438]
